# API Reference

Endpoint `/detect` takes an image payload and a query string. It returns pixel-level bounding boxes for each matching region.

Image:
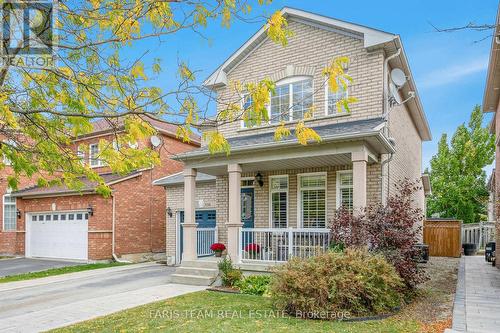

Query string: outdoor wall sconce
[167,207,173,217]
[254,172,264,187]
[87,205,94,216]
[16,209,21,219]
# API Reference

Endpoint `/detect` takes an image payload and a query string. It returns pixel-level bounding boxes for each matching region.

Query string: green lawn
[51,291,420,333]
[0,262,128,283]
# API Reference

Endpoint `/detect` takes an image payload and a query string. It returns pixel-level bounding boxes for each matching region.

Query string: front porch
[179,142,388,264]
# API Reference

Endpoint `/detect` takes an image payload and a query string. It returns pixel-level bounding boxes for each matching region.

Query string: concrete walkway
[451,256,500,333]
[0,263,205,332]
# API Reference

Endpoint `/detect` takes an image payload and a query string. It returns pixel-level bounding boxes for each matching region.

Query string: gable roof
[204,7,396,88]
[77,116,201,145]
[203,7,431,142]
[12,171,143,198]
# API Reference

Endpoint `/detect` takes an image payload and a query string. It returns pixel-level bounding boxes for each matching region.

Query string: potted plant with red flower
[210,243,226,257]
[244,243,261,259]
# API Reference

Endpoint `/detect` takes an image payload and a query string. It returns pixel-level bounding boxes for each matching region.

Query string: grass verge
[51,291,420,333]
[0,262,128,283]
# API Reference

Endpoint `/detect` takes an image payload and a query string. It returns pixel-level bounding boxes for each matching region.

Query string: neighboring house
[483,4,500,266]
[0,118,200,261]
[154,7,432,269]
[487,171,496,223]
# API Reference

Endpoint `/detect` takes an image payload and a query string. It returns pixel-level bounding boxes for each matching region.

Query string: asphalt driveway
[0,263,203,332]
[0,258,84,277]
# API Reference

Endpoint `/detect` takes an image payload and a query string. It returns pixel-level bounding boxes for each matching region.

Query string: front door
[241,188,254,228]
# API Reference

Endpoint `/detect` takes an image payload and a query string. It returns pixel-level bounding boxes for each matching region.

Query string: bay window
[270,176,288,228]
[299,173,326,228]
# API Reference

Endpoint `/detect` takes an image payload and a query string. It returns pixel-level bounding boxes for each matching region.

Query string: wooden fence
[423,219,462,257]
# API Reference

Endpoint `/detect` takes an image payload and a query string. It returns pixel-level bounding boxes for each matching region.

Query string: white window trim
[324,76,349,116]
[240,92,272,129]
[240,75,314,128]
[269,175,289,228]
[336,170,353,209]
[3,193,16,231]
[89,143,104,168]
[297,172,327,229]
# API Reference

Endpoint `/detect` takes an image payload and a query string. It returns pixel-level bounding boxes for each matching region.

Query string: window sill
[238,112,351,133]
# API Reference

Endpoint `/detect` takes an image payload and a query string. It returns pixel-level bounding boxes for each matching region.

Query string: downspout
[380,47,401,205]
[111,192,131,263]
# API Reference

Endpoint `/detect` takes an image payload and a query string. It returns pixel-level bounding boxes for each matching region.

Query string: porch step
[180,259,220,269]
[170,259,220,286]
[175,266,219,277]
[170,273,216,286]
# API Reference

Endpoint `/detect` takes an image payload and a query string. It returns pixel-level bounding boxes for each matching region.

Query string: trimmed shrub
[237,275,271,296]
[269,248,403,317]
[218,257,242,287]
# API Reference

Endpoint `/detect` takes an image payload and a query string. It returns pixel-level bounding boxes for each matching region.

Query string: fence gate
[423,219,462,257]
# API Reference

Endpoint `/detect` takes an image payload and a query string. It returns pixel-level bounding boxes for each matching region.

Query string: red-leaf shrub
[210,243,226,252]
[244,243,260,253]
[329,179,427,289]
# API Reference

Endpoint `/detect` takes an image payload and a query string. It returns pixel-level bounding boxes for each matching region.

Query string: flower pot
[214,251,222,257]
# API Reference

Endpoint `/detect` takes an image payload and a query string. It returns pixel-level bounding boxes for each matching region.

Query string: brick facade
[211,19,385,140]
[0,131,199,260]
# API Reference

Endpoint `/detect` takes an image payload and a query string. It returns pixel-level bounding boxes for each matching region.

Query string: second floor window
[326,77,349,115]
[89,144,104,167]
[77,147,85,164]
[270,77,313,123]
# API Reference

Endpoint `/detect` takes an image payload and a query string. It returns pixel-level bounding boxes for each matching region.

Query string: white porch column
[227,163,243,262]
[352,150,368,213]
[183,168,197,261]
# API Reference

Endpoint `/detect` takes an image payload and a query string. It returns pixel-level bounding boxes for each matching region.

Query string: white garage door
[27,211,88,260]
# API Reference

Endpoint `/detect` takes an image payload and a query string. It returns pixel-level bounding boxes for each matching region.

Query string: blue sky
[144,0,498,171]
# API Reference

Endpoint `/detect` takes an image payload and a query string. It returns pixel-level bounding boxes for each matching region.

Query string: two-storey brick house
[154,8,432,275]
[0,118,200,261]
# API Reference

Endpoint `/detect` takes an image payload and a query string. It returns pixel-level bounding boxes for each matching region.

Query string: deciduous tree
[426,105,495,223]
[0,1,354,196]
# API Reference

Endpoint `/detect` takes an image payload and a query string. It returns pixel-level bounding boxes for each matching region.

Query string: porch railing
[197,227,218,257]
[239,228,330,262]
[462,222,496,249]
